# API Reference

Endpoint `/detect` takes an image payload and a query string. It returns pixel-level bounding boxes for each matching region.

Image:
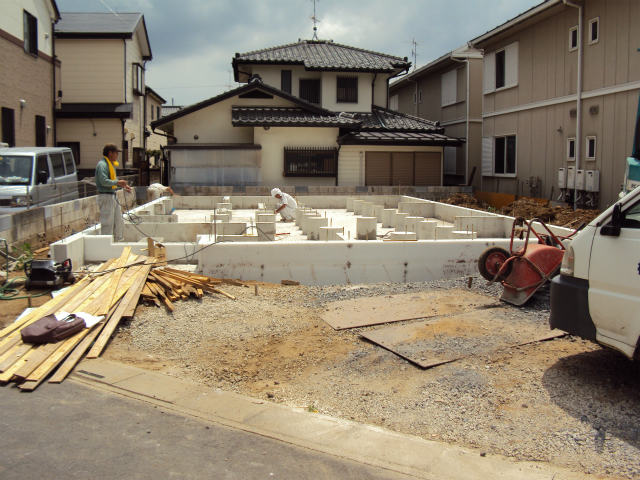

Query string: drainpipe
[564,0,583,210]
[452,56,471,186]
[371,73,377,107]
[51,20,57,146]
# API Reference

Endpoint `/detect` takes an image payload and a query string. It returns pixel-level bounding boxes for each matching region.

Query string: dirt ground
[88,277,639,480]
[443,193,601,228]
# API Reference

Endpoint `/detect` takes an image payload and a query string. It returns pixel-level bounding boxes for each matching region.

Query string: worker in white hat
[271,187,297,222]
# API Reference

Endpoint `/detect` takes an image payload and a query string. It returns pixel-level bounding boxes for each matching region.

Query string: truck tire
[478,246,512,282]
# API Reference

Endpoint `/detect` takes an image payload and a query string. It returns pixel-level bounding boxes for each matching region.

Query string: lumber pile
[0,249,242,391]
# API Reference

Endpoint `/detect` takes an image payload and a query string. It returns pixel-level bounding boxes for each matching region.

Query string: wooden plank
[0,336,21,357]
[97,248,133,316]
[210,287,236,300]
[163,267,221,284]
[86,263,153,358]
[0,343,31,372]
[196,288,203,298]
[10,343,59,381]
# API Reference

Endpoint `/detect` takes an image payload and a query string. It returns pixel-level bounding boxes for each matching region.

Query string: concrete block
[417,220,438,240]
[435,225,455,239]
[397,201,435,218]
[346,198,355,212]
[393,212,409,229]
[356,216,377,240]
[387,231,417,241]
[451,230,478,239]
[402,216,424,234]
[319,226,343,241]
[210,213,230,223]
[373,205,384,222]
[352,199,365,215]
[256,213,276,223]
[454,216,506,238]
[256,222,276,235]
[216,202,232,211]
[381,209,396,228]
[306,216,328,240]
[302,215,322,235]
[362,202,375,217]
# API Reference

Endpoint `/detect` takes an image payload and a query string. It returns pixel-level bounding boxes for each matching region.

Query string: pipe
[371,72,377,107]
[563,0,583,210]
[51,20,57,146]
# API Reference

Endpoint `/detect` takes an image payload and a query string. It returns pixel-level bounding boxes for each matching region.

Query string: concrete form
[51,194,573,286]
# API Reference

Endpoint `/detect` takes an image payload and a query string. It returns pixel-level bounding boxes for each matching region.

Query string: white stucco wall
[56,118,122,169]
[1,0,56,56]
[254,126,339,186]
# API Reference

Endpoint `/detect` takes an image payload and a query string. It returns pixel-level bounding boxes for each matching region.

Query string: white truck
[549,184,640,359]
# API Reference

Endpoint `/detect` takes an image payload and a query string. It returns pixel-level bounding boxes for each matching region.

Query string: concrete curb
[70,358,587,480]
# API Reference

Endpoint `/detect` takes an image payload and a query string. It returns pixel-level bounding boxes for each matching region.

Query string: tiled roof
[234,40,409,74]
[355,107,442,132]
[339,130,463,146]
[232,107,360,127]
[56,12,142,34]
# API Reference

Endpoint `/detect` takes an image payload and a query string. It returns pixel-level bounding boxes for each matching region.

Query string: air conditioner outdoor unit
[557,168,566,188]
[566,166,576,189]
[585,170,600,192]
[575,169,585,190]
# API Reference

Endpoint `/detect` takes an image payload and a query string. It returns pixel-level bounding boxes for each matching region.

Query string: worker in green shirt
[95,143,131,241]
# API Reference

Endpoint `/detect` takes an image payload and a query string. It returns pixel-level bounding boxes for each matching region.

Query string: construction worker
[271,187,297,222]
[95,143,131,241]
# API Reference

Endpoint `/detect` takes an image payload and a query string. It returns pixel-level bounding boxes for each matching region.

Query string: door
[32,154,54,206]
[365,152,391,185]
[588,197,640,353]
[1,108,15,147]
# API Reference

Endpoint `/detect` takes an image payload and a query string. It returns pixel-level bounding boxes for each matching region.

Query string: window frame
[132,63,144,96]
[1,107,16,147]
[586,136,597,160]
[567,137,576,161]
[336,76,358,103]
[281,70,292,94]
[493,134,517,177]
[299,78,321,105]
[569,26,578,51]
[588,17,599,45]
[495,49,506,90]
[35,115,46,147]
[23,10,38,56]
[283,147,338,177]
[441,69,458,107]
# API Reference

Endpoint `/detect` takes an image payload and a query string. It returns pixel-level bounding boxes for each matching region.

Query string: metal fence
[284,147,338,177]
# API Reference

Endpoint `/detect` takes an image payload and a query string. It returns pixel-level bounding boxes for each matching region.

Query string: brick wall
[0,32,55,147]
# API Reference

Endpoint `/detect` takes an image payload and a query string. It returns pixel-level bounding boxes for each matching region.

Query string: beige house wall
[338,145,443,186]
[0,0,55,57]
[56,38,124,103]
[479,0,640,207]
[254,126,338,186]
[124,33,145,154]
[56,118,121,170]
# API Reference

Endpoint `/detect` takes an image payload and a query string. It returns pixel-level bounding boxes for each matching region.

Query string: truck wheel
[478,247,512,281]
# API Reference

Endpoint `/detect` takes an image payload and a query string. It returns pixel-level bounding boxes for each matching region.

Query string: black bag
[20,314,86,344]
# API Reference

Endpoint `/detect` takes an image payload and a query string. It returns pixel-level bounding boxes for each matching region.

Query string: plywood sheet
[361,307,565,369]
[321,289,497,330]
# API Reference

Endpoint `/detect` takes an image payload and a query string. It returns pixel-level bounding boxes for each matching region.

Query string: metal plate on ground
[321,289,497,330]
[361,307,565,369]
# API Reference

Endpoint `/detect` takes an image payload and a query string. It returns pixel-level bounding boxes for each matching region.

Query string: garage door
[414,152,441,186]
[365,151,442,186]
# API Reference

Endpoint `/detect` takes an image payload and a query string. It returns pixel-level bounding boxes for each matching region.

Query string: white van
[0,147,78,214]
[550,186,640,359]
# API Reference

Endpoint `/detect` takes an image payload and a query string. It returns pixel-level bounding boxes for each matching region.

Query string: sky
[55,0,541,107]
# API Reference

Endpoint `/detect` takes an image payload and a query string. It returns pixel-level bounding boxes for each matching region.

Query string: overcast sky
[56,0,540,106]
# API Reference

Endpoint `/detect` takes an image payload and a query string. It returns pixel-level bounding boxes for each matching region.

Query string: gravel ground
[106,275,640,479]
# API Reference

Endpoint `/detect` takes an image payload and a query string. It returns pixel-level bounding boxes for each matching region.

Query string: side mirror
[600,203,622,237]
[36,170,49,185]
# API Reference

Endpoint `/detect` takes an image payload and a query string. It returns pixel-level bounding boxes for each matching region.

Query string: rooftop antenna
[411,38,418,71]
[311,0,319,40]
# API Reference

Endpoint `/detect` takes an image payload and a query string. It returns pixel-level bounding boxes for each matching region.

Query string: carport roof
[339,130,463,146]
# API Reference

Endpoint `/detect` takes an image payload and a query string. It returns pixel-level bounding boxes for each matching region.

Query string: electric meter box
[566,166,576,189]
[585,170,600,192]
[558,168,567,188]
[575,169,586,190]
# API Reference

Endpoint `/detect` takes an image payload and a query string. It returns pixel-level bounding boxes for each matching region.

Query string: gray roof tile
[56,12,142,34]
[232,107,359,127]
[356,107,442,132]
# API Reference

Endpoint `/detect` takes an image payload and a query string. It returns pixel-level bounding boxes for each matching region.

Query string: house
[471,0,640,208]
[151,39,462,189]
[144,85,166,157]
[389,45,483,188]
[53,12,152,173]
[0,0,60,147]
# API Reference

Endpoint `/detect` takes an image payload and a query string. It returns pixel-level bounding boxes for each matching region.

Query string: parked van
[550,186,640,359]
[0,147,78,214]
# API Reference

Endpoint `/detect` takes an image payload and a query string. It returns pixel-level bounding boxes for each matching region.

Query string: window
[588,17,599,44]
[284,147,337,177]
[36,154,49,184]
[569,26,578,51]
[57,142,80,166]
[156,106,161,119]
[150,105,154,120]
[50,152,65,177]
[1,108,15,147]
[495,50,506,89]
[35,115,46,147]
[132,63,144,95]
[281,70,292,94]
[586,136,596,160]
[337,77,358,103]
[444,147,457,174]
[299,79,320,104]
[441,69,458,106]
[23,10,37,56]
[483,42,518,93]
[567,138,576,161]
[63,150,75,173]
[494,135,516,175]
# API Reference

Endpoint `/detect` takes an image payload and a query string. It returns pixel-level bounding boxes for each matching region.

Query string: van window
[63,151,75,174]
[36,155,50,184]
[0,155,32,185]
[50,152,65,177]
[623,200,640,229]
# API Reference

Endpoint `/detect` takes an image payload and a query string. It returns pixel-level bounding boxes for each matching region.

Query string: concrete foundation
[356,217,377,240]
[381,209,396,228]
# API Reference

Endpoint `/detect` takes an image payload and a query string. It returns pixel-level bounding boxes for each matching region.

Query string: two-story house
[151,39,461,189]
[471,0,640,208]
[389,45,483,188]
[0,0,60,147]
[53,12,152,173]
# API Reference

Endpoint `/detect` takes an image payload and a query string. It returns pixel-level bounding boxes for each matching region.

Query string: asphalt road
[0,381,415,480]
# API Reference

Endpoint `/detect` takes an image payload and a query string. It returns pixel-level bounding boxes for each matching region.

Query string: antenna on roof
[310,0,320,40]
[410,38,418,71]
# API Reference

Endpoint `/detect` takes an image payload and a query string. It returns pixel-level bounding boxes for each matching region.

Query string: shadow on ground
[542,347,640,450]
